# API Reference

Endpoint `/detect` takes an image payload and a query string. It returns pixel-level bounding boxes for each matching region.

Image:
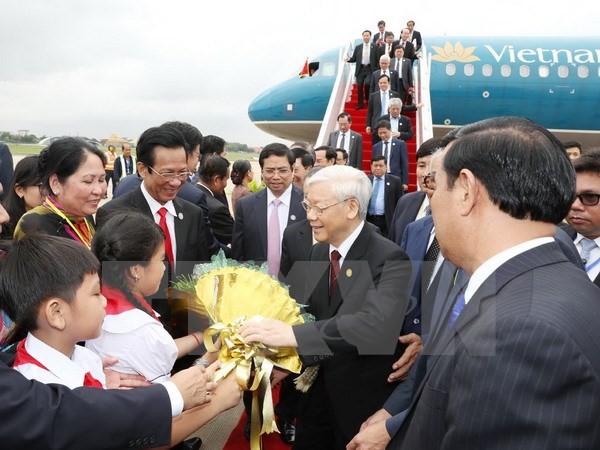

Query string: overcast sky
[0,0,597,146]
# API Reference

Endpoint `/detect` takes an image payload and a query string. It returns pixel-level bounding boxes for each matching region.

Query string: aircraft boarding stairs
[316,43,434,193]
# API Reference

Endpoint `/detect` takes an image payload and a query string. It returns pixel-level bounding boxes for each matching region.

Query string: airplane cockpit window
[558,65,569,78]
[538,65,550,78]
[482,64,493,77]
[578,66,589,78]
[501,65,511,77]
[519,65,530,77]
[445,64,456,76]
[464,64,474,76]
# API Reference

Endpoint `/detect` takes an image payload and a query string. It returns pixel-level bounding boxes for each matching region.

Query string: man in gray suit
[384,117,600,449]
[327,112,364,169]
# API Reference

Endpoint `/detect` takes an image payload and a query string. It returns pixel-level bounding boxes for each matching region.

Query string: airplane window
[519,65,530,77]
[501,65,511,77]
[578,66,589,78]
[558,65,569,78]
[446,64,456,76]
[321,62,336,77]
[538,65,550,78]
[464,64,474,76]
[482,64,493,77]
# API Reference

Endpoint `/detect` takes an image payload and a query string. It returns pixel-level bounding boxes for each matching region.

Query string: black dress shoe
[279,421,295,445]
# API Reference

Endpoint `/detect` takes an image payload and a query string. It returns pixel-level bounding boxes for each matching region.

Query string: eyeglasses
[147,166,192,181]
[575,193,600,206]
[423,172,436,190]
[301,198,350,215]
[262,167,291,176]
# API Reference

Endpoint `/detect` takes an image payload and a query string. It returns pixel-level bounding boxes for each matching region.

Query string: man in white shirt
[327,112,364,169]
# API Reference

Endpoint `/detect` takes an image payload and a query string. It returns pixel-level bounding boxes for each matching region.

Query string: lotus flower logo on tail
[431,42,480,62]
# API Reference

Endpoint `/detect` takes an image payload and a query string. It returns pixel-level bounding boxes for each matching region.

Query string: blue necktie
[580,238,598,265]
[447,293,466,330]
[368,178,382,215]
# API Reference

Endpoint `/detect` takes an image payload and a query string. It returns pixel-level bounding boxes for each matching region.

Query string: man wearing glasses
[566,149,600,287]
[96,125,209,324]
[240,165,412,449]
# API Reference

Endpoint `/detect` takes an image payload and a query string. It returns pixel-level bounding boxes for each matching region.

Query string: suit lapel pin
[290,215,296,221]
[386,182,391,186]
[178,212,184,220]
[346,268,352,278]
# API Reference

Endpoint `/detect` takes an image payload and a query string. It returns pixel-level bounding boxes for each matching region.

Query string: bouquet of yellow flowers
[174,251,310,449]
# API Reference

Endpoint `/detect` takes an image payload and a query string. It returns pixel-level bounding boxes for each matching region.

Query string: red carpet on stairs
[223,383,291,450]
[345,83,419,191]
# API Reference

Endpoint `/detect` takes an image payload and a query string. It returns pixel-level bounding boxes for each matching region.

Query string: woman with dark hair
[86,211,216,383]
[230,159,254,216]
[13,137,107,248]
[1,155,43,239]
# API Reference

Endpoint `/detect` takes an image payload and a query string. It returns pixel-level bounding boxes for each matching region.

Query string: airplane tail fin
[299,58,309,78]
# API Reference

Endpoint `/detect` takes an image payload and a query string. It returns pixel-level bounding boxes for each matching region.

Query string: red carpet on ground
[223,383,291,450]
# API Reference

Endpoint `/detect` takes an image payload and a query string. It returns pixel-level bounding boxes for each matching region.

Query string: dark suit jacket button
[413,318,420,324]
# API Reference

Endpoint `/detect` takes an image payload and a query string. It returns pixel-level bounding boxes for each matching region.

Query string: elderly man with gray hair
[240,165,412,449]
[372,97,414,146]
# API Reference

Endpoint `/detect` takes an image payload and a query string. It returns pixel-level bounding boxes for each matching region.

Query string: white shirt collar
[574,233,600,246]
[329,220,365,264]
[141,181,177,217]
[266,183,293,207]
[464,237,554,303]
[24,333,101,389]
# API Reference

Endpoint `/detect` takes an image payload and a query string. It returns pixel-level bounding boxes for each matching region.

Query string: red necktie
[157,207,174,268]
[329,250,341,298]
[83,371,103,388]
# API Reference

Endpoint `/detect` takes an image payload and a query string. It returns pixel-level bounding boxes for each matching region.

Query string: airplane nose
[247,89,273,123]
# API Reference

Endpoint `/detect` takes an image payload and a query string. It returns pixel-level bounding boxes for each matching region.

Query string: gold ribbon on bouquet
[192,265,304,450]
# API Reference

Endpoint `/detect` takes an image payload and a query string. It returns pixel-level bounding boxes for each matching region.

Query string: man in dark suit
[387,117,600,449]
[378,33,397,59]
[406,20,422,51]
[196,155,234,246]
[0,352,221,449]
[395,28,417,62]
[113,122,227,258]
[370,54,400,97]
[566,149,600,287]
[232,143,306,276]
[96,125,209,328]
[366,75,400,133]
[388,138,444,244]
[345,30,378,109]
[390,46,413,102]
[327,112,364,169]
[371,120,408,190]
[367,155,403,237]
[372,98,414,146]
[372,20,392,47]
[240,165,412,449]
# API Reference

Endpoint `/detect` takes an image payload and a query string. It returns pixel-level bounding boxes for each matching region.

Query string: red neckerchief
[102,284,159,321]
[13,339,103,388]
